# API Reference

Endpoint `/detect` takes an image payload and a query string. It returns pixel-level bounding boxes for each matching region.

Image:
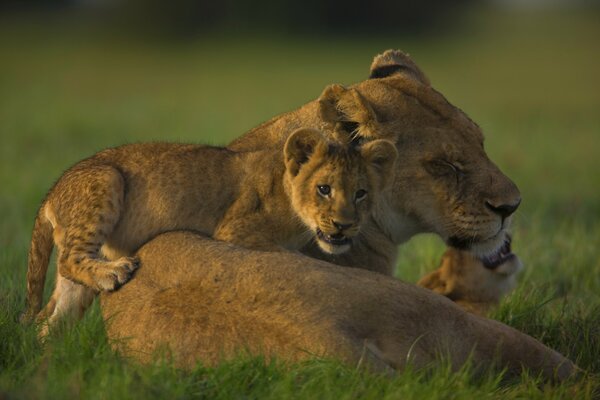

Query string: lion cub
[23,128,397,333]
[418,236,523,315]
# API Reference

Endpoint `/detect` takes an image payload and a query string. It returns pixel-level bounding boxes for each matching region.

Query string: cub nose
[332,221,353,231]
[485,199,521,219]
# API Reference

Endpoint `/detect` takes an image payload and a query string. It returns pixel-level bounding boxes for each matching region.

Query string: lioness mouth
[316,229,352,246]
[480,235,515,270]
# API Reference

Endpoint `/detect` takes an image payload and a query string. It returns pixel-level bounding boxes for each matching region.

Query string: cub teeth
[316,229,351,246]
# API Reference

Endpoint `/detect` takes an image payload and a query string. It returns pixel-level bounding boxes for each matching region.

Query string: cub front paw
[95,257,140,291]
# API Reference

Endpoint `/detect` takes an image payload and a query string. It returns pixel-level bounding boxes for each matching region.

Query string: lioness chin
[101,231,577,382]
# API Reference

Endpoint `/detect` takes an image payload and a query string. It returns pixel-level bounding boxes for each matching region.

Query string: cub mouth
[316,229,352,247]
[479,235,516,270]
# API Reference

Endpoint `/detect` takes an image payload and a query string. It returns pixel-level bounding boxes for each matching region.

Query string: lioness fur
[101,231,577,381]
[24,128,397,335]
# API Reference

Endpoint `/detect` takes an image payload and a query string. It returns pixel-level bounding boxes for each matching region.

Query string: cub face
[284,128,397,255]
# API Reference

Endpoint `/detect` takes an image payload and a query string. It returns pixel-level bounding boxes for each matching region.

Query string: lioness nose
[333,221,353,231]
[485,199,521,219]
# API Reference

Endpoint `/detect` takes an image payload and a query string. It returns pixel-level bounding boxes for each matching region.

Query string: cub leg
[37,275,95,339]
[213,204,291,252]
[213,218,289,252]
[37,165,138,329]
[50,165,139,292]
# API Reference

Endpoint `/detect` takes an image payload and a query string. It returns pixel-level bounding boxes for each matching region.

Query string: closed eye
[442,160,463,174]
[355,189,368,202]
[424,159,465,185]
[429,159,464,175]
[440,160,465,184]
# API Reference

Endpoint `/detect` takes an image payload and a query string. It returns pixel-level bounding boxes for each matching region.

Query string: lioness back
[101,231,577,382]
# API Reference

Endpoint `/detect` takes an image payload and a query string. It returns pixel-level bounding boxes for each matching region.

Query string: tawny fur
[418,248,523,316]
[24,129,397,336]
[101,232,577,382]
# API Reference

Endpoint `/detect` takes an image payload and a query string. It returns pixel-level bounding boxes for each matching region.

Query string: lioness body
[26,131,396,333]
[101,232,575,381]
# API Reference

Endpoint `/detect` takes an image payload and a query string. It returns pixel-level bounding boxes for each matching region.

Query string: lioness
[228,50,522,290]
[23,128,397,334]
[101,231,576,381]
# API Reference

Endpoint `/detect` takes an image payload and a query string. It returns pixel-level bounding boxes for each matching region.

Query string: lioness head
[318,49,521,261]
[284,128,397,255]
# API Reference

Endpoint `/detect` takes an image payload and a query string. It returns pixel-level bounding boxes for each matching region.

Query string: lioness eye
[446,161,460,173]
[427,160,465,180]
[442,160,465,175]
[317,185,331,197]
[355,189,368,201]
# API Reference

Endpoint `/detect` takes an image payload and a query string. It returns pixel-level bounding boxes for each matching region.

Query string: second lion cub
[23,128,397,334]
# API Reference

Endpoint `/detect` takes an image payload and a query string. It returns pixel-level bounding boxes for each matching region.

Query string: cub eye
[355,189,368,201]
[317,185,331,197]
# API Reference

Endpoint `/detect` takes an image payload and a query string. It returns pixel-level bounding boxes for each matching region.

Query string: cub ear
[360,139,398,178]
[284,128,327,176]
[369,49,430,85]
[318,84,379,139]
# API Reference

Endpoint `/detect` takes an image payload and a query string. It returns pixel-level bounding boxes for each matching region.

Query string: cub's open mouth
[480,235,515,270]
[316,229,352,247]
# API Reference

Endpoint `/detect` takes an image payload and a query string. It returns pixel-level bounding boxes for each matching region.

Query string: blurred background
[0,0,599,285]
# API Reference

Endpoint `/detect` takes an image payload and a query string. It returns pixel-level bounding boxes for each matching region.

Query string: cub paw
[95,257,140,291]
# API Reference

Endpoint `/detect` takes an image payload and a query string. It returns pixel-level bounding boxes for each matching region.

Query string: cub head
[418,236,523,315]
[284,128,397,255]
[317,49,522,262]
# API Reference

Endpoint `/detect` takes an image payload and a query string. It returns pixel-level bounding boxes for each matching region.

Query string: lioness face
[284,129,397,255]
[386,121,521,261]
[318,50,521,262]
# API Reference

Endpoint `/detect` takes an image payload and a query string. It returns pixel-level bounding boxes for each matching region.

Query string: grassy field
[1,8,599,399]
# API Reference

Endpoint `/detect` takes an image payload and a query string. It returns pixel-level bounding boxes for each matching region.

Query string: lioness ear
[369,49,430,85]
[284,128,327,176]
[360,139,398,178]
[318,84,379,139]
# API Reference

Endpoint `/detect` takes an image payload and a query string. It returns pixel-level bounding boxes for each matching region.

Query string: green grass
[1,8,600,399]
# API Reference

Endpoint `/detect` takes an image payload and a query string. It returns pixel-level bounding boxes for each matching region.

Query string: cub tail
[20,204,54,324]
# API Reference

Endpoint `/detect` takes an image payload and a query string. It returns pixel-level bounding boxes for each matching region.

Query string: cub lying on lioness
[101,231,577,381]
[24,128,397,335]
